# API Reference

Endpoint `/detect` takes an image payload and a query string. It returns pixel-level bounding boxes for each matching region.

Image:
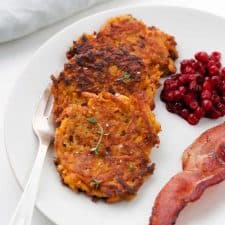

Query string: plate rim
[4,4,225,225]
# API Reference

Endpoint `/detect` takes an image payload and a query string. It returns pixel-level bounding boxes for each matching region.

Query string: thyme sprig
[116,72,131,82]
[90,178,102,189]
[87,117,104,155]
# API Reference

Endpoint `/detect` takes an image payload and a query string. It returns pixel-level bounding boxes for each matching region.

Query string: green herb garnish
[87,117,97,124]
[116,72,131,82]
[90,179,102,189]
[87,117,104,155]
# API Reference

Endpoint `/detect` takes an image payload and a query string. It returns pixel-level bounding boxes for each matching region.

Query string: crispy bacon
[149,123,225,225]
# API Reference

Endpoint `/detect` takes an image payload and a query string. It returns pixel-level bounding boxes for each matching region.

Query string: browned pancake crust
[54,92,160,202]
[51,45,158,122]
[67,15,178,76]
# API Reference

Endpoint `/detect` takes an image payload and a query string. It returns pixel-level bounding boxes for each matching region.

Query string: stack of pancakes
[51,15,177,202]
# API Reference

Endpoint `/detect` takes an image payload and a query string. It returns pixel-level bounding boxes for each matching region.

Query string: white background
[1,0,225,224]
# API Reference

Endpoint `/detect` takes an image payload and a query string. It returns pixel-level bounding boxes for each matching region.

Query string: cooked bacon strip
[149,123,225,225]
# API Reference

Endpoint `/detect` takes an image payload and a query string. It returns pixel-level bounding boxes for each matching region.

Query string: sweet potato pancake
[51,14,178,202]
[51,45,157,122]
[67,15,178,77]
[54,92,160,202]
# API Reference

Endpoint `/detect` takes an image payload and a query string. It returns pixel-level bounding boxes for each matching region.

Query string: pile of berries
[161,51,225,125]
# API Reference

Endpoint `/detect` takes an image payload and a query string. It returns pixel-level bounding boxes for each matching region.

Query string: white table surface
[1,0,225,224]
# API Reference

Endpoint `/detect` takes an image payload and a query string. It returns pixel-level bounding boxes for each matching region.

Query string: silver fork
[9,87,54,225]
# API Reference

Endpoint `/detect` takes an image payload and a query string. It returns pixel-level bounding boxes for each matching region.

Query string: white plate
[5,5,225,225]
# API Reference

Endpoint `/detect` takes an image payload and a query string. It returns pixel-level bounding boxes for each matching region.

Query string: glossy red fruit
[211,76,220,86]
[184,67,196,74]
[173,90,182,100]
[210,51,221,61]
[183,94,193,105]
[161,51,224,125]
[189,101,198,110]
[216,102,225,114]
[194,107,204,118]
[178,74,189,83]
[208,109,222,119]
[208,65,220,76]
[207,60,220,69]
[164,91,174,102]
[180,60,189,72]
[202,80,212,91]
[173,102,183,112]
[202,99,213,110]
[189,80,197,91]
[197,62,206,75]
[201,90,212,99]
[179,108,189,119]
[187,113,199,125]
[166,103,175,113]
[195,51,209,63]
[187,74,196,82]
[211,94,221,103]
[178,86,186,95]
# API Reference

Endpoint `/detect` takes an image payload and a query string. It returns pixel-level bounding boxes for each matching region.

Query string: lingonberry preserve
[161,51,225,125]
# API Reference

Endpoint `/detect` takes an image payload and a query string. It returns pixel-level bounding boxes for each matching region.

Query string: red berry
[164,79,173,86]
[166,103,175,113]
[187,74,196,82]
[202,80,212,91]
[202,99,213,110]
[180,60,188,72]
[207,109,222,119]
[184,94,193,105]
[173,90,182,100]
[195,51,209,63]
[191,61,198,70]
[201,90,212,99]
[210,51,221,61]
[187,113,199,125]
[207,60,220,69]
[211,94,221,103]
[182,66,195,74]
[179,74,189,83]
[180,59,196,72]
[197,62,206,75]
[215,61,222,69]
[179,86,186,95]
[216,102,225,114]
[165,91,174,102]
[211,76,220,86]
[194,107,204,118]
[208,65,220,76]
[179,108,189,119]
[189,80,197,91]
[173,102,183,112]
[170,80,179,89]
[189,101,198,110]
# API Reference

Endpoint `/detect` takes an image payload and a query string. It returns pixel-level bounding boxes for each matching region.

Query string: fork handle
[9,142,49,225]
